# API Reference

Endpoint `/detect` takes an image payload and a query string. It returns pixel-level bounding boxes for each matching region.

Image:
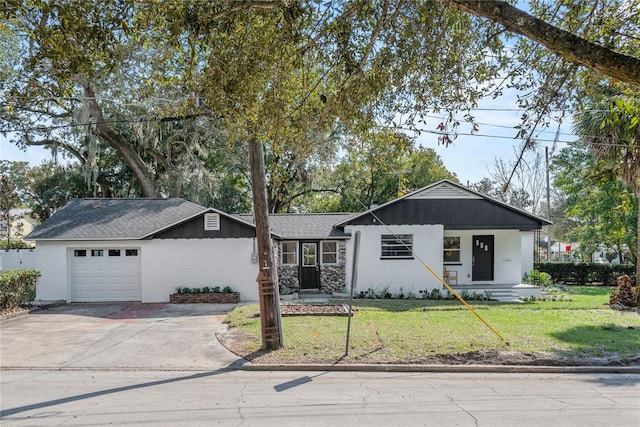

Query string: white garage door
[70,248,141,302]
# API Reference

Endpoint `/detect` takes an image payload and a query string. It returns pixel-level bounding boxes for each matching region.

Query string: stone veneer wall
[320,241,347,293]
[275,240,347,293]
[274,242,300,291]
[278,264,299,291]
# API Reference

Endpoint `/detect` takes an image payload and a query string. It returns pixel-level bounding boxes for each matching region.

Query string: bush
[610,274,640,308]
[524,269,552,286]
[0,269,41,309]
[535,262,635,286]
[176,286,228,294]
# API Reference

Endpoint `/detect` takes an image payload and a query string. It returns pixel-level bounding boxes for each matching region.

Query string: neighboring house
[27,180,550,303]
[1,208,38,248]
[549,241,580,262]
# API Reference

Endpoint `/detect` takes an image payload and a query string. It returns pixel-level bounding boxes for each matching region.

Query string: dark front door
[472,235,494,281]
[300,242,320,289]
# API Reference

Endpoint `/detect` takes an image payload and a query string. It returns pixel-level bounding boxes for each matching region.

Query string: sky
[412,96,578,185]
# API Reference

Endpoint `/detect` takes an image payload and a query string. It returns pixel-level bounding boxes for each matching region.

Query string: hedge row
[0,269,41,309]
[534,262,635,286]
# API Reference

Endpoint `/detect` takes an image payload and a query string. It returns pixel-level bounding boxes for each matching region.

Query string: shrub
[610,274,639,308]
[212,286,221,293]
[0,269,40,309]
[535,262,635,286]
[222,286,233,293]
[524,269,552,286]
[429,288,442,300]
[202,286,210,293]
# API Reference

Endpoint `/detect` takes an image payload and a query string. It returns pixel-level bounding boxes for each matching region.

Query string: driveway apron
[0,303,243,370]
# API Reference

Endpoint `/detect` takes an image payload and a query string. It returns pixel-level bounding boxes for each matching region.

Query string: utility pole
[248,138,283,350]
[545,146,552,261]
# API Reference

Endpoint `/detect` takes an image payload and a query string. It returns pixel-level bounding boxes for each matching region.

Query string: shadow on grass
[550,323,640,365]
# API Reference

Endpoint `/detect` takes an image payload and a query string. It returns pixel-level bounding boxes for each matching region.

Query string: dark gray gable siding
[345,199,544,230]
[150,213,256,239]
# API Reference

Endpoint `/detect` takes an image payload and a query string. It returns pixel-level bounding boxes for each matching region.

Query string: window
[381,234,413,259]
[108,249,121,257]
[204,213,220,231]
[321,241,338,264]
[302,243,317,267]
[74,250,87,257]
[125,249,138,257]
[281,242,297,265]
[91,249,104,257]
[444,236,461,263]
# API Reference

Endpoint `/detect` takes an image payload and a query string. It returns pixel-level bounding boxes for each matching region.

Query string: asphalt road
[1,370,639,426]
[1,304,639,426]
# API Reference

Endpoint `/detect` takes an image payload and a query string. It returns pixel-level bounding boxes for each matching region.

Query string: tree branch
[81,79,160,197]
[445,0,640,86]
[23,136,86,164]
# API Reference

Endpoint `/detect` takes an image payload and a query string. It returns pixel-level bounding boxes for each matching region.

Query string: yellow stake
[423,263,505,342]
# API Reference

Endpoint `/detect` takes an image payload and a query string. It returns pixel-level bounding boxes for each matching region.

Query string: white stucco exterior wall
[344,224,444,295]
[34,238,260,303]
[142,238,259,302]
[520,231,534,279]
[443,230,523,285]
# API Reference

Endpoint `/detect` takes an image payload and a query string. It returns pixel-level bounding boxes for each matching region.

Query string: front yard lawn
[220,286,640,365]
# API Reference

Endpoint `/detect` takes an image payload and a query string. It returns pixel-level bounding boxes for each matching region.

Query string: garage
[70,248,141,302]
[28,198,261,303]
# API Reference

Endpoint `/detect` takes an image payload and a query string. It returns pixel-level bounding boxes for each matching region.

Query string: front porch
[446,283,542,302]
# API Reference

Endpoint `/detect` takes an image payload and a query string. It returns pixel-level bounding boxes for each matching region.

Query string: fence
[0,249,37,271]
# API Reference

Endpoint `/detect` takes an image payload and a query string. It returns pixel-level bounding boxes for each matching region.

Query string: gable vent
[409,183,481,200]
[204,213,220,231]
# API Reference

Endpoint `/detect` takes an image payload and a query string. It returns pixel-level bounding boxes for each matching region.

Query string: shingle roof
[237,213,355,239]
[27,198,209,240]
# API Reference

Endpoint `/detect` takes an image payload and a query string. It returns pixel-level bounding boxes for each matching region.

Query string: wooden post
[248,138,283,350]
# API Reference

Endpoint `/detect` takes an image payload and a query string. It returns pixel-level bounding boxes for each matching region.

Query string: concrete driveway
[0,303,245,370]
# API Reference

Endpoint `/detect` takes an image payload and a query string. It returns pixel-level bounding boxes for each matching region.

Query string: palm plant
[574,92,640,283]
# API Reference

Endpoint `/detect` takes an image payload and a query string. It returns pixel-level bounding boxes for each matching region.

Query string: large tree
[573,92,640,280]
[553,142,637,264]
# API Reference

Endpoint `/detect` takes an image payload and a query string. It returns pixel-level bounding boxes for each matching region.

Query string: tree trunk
[248,138,283,350]
[445,0,640,87]
[636,196,640,286]
[82,81,160,198]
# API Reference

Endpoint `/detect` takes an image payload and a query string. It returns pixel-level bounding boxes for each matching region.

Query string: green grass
[223,286,640,364]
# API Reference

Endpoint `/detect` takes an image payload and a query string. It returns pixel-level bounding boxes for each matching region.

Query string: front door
[472,235,494,281]
[300,242,320,289]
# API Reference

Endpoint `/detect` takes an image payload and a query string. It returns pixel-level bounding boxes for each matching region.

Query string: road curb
[242,363,640,374]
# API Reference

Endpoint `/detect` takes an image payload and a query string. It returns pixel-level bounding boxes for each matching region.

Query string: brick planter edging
[169,292,240,304]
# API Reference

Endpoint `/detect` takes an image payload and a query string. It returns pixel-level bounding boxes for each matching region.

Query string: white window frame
[444,236,461,264]
[204,213,220,231]
[321,241,338,265]
[281,241,298,265]
[380,234,413,259]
